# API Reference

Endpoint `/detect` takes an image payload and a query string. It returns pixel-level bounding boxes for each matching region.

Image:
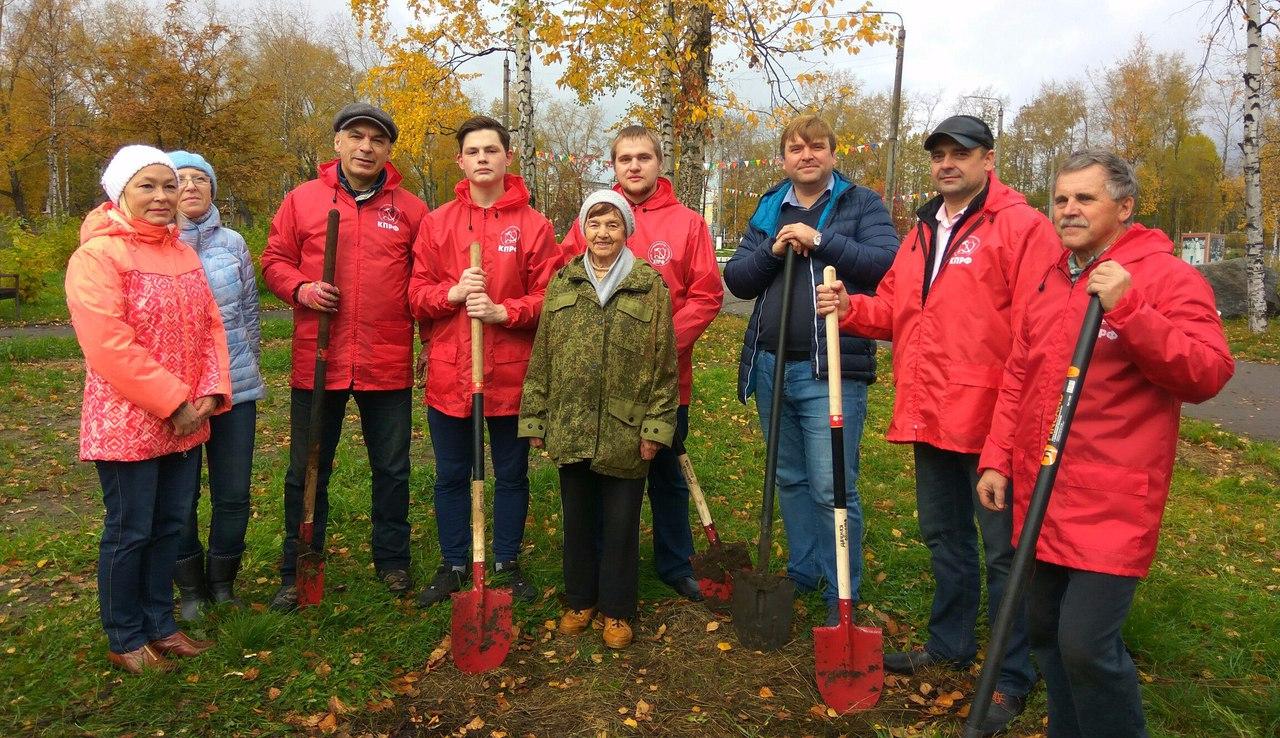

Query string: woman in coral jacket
[978,151,1234,738]
[65,145,231,674]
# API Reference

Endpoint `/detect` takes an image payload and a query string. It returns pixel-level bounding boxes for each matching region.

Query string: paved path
[5,289,1278,442]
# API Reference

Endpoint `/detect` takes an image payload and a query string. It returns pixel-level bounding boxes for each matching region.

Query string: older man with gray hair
[976,148,1234,737]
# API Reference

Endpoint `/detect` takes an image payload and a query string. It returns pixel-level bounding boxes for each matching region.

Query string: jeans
[179,400,256,560]
[95,450,199,653]
[752,351,866,602]
[914,443,1036,697]
[1028,561,1148,738]
[560,461,646,619]
[280,388,411,582]
[427,408,529,566]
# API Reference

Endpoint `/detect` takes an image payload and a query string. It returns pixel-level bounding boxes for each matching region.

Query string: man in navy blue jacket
[724,114,898,625]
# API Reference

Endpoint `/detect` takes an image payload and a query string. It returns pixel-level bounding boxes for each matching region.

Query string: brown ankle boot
[558,608,596,636]
[149,630,214,658]
[107,644,174,674]
[602,617,633,649]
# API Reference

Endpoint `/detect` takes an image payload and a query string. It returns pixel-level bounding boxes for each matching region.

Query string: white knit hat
[578,189,635,236]
[100,145,179,205]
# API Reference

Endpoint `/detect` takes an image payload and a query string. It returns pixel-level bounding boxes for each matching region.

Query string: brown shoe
[602,617,633,649]
[107,644,174,674]
[149,630,214,658]
[558,608,596,636]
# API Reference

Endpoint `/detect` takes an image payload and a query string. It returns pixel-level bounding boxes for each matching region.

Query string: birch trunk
[674,2,712,209]
[1243,0,1267,333]
[657,0,675,179]
[515,4,537,204]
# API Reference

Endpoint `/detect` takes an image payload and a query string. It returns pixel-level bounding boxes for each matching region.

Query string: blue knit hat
[167,150,217,196]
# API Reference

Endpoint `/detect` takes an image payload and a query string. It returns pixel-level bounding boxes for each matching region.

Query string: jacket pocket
[607,397,645,427]
[615,296,653,323]
[948,362,1003,388]
[429,340,457,365]
[546,290,578,313]
[1051,456,1151,555]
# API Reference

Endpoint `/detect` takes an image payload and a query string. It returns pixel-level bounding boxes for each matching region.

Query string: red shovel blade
[813,600,884,712]
[451,565,513,673]
[699,575,734,612]
[296,522,324,608]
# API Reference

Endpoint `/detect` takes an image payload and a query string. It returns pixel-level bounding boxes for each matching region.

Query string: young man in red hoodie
[817,115,1056,734]
[560,125,724,601]
[409,115,561,607]
[977,149,1232,737]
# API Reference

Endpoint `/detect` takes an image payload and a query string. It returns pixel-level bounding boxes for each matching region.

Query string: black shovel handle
[302,209,341,527]
[963,295,1104,737]
[756,244,798,573]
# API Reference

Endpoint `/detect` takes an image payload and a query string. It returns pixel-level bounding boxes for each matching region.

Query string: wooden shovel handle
[469,241,486,569]
[302,209,341,527]
[470,242,483,389]
[823,265,851,602]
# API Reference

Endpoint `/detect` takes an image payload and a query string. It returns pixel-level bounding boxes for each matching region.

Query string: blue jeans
[95,450,199,653]
[752,351,866,602]
[1028,561,1147,738]
[280,388,411,582]
[913,443,1036,697]
[427,408,529,566]
[179,400,256,560]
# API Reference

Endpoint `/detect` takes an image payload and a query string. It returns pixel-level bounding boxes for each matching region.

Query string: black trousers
[559,462,645,619]
[1028,560,1148,738]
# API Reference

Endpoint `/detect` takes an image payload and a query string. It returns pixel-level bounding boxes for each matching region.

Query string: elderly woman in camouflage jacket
[519,189,678,649]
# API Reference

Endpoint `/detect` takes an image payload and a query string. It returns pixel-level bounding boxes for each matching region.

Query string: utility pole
[502,54,511,129]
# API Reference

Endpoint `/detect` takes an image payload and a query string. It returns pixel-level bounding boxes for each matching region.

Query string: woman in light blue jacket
[169,151,263,618]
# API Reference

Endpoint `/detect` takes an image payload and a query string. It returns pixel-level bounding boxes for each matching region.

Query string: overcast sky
[296,0,1234,128]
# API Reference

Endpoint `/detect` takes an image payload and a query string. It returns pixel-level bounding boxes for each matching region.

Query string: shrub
[0,218,80,302]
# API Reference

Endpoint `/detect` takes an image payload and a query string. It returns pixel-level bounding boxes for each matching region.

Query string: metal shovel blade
[730,569,795,651]
[691,542,753,612]
[450,566,513,674]
[813,600,884,712]
[296,523,325,608]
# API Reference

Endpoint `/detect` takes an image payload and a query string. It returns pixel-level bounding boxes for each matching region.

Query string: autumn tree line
[1,0,1278,302]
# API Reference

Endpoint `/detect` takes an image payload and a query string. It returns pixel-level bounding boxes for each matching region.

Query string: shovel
[731,244,797,651]
[296,208,341,608]
[678,437,752,612]
[813,265,883,712]
[962,296,1104,738]
[451,241,513,673]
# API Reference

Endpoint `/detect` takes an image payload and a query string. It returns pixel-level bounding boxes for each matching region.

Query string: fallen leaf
[464,716,485,730]
[267,687,282,700]
[919,682,933,695]
[623,718,639,728]
[591,653,603,664]
[317,713,338,733]
[716,642,732,651]
[705,621,720,632]
[242,667,260,682]
[635,698,652,720]
[315,661,332,677]
[328,695,350,714]
[758,687,774,699]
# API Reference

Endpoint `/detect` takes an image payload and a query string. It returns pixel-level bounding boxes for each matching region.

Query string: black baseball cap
[924,115,995,151]
[333,102,399,144]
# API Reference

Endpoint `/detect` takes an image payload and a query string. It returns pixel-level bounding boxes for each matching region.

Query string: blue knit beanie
[167,150,217,196]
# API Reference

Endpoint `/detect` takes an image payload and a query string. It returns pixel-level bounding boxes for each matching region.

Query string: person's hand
[297,281,339,312]
[169,401,203,436]
[466,292,509,324]
[193,395,219,419]
[1086,260,1132,311]
[977,469,1011,511]
[448,267,488,304]
[415,351,428,388]
[816,280,850,320]
[777,223,820,254]
[529,437,544,449]
[640,439,663,461]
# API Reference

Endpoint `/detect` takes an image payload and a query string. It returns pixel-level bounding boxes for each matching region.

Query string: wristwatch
[812,231,822,248]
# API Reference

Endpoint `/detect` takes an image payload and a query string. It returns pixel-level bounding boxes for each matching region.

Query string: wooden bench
[0,273,18,318]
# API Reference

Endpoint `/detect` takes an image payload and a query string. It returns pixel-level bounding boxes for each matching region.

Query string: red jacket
[839,174,1059,453]
[409,175,560,417]
[561,177,723,404]
[262,160,428,390]
[979,225,1234,577]
[67,204,231,461]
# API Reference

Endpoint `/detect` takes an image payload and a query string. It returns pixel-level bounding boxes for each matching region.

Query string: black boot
[206,554,243,607]
[173,552,210,621]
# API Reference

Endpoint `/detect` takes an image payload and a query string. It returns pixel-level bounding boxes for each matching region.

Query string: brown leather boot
[107,644,174,674]
[149,630,214,658]
[558,608,596,636]
[602,617,633,649]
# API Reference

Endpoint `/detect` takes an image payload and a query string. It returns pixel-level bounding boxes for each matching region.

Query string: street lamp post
[843,10,906,214]
[961,94,1004,141]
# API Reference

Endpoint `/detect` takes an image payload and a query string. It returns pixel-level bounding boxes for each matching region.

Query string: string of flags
[534,140,889,171]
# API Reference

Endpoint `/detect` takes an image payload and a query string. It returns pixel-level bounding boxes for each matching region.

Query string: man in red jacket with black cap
[977,149,1233,738]
[818,114,1055,734]
[560,125,724,601]
[262,102,429,611]
[409,115,561,607]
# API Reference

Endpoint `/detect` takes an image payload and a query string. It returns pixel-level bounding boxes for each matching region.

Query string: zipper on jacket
[921,214,987,306]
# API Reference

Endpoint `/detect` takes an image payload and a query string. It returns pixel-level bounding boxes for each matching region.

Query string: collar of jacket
[81,202,181,250]
[748,169,853,237]
[317,158,404,195]
[562,254,658,293]
[1039,223,1173,291]
[180,203,222,244]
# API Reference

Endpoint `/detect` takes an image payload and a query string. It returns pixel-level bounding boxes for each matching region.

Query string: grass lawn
[1222,317,1280,364]
[0,314,1277,737]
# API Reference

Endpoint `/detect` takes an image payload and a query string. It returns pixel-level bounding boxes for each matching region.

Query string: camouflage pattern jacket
[518,256,678,479]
